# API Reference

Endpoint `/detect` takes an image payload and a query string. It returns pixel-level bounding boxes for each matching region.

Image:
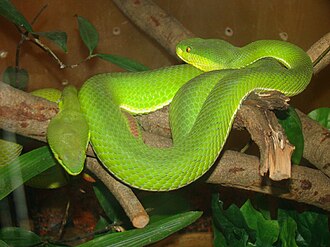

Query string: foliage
[211,194,330,247]
[0,0,148,90]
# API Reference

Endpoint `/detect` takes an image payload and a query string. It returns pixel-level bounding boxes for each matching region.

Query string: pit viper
[1,38,313,191]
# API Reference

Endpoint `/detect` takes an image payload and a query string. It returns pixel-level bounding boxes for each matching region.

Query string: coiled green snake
[1,38,313,191]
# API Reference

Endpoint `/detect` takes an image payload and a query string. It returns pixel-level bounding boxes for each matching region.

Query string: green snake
[1,38,313,191]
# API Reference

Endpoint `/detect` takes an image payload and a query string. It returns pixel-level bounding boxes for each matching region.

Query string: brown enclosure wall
[0,0,329,112]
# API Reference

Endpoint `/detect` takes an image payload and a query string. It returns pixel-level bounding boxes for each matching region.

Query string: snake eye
[186,46,191,53]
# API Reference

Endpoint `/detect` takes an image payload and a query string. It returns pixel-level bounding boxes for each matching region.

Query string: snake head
[176,38,239,72]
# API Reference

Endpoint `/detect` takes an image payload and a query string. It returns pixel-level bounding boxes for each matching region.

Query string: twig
[30,4,48,26]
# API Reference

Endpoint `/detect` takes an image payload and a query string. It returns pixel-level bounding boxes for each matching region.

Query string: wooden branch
[207,150,330,211]
[297,109,330,177]
[307,32,330,74]
[0,82,57,142]
[1,81,329,211]
[86,158,149,228]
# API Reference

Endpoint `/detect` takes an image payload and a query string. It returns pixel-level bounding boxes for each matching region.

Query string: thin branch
[86,158,149,228]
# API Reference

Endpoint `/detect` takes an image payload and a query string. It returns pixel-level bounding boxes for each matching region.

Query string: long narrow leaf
[0,146,57,199]
[96,53,149,72]
[77,211,202,247]
[0,0,32,32]
[77,16,99,55]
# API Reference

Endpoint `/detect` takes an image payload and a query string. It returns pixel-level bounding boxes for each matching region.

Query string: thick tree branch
[1,81,329,211]
[207,150,330,211]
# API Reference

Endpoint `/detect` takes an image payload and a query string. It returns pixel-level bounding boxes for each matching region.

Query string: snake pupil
[186,46,191,53]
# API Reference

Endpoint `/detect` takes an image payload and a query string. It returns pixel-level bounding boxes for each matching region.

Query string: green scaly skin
[77,39,313,191]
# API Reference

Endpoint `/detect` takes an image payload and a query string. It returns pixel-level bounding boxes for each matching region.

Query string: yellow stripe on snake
[1,39,313,191]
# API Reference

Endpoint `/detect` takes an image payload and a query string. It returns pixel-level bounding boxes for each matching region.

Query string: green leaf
[290,210,330,247]
[77,15,99,55]
[276,106,304,164]
[240,200,279,247]
[278,209,298,247]
[96,53,149,72]
[0,0,32,32]
[308,107,330,130]
[211,194,254,246]
[0,227,42,247]
[0,146,57,200]
[33,31,68,52]
[77,211,202,247]
[2,66,29,90]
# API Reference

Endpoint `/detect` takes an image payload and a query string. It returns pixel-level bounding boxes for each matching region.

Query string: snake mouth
[176,47,185,61]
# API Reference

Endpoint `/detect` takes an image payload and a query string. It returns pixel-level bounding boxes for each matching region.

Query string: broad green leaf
[278,209,298,247]
[33,31,68,52]
[77,211,202,247]
[276,106,304,164]
[308,107,330,130]
[2,66,29,90]
[93,182,127,225]
[77,16,99,55]
[0,227,42,247]
[211,194,253,246]
[0,146,57,199]
[0,0,32,32]
[96,53,149,72]
[292,211,330,247]
[240,200,279,246]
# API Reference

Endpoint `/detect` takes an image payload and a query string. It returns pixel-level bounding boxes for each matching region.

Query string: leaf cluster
[0,0,148,90]
[212,194,330,247]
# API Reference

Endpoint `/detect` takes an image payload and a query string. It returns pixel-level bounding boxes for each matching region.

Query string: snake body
[0,39,312,190]
[76,39,313,191]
